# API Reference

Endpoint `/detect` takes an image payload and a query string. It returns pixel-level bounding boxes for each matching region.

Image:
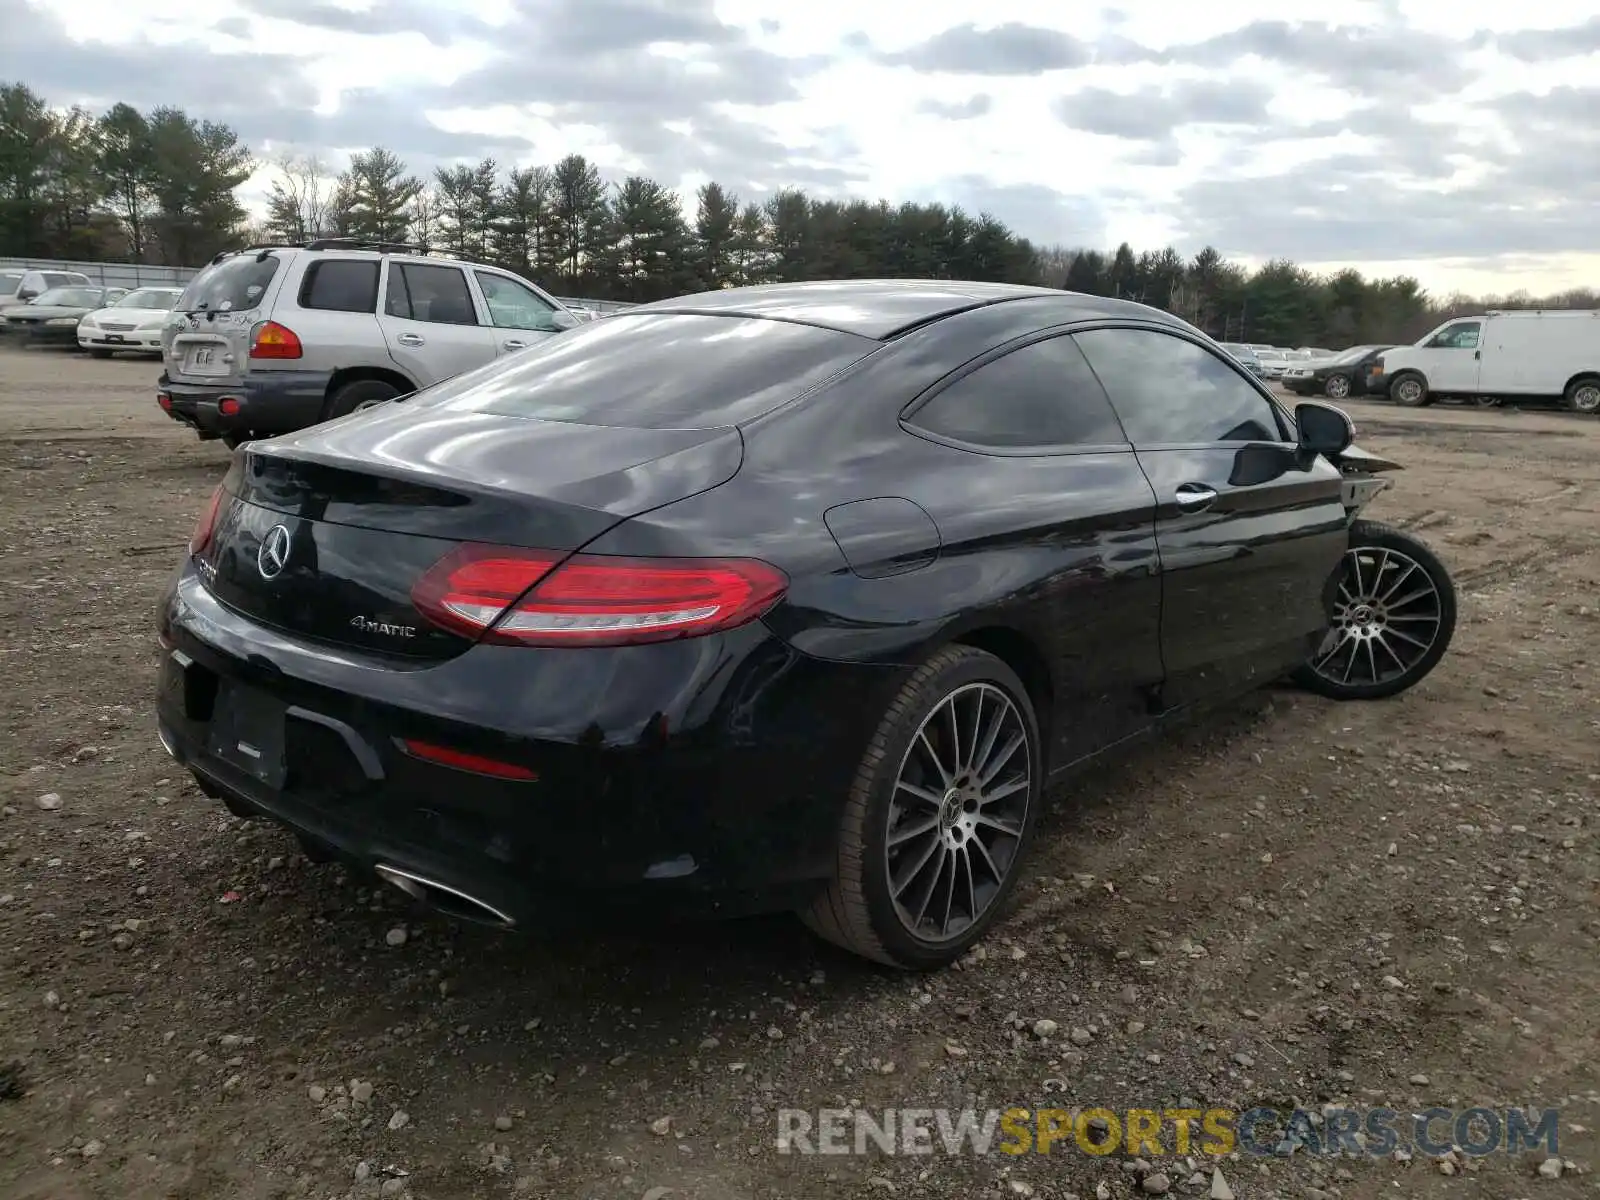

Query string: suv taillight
[250,320,302,359]
[189,485,227,555]
[410,545,787,647]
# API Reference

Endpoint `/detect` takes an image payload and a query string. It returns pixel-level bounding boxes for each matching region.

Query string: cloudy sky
[4,0,1598,296]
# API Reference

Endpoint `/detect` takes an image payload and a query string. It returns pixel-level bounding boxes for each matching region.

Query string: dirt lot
[0,345,1596,1200]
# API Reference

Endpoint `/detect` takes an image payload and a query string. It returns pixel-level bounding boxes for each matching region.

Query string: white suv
[156,240,579,448]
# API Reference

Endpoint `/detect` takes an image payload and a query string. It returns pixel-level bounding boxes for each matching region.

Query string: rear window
[177,254,281,313]
[299,259,379,313]
[418,312,871,429]
[0,273,22,291]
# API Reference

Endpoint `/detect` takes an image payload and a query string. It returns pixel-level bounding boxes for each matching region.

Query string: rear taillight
[157,391,172,410]
[189,485,226,555]
[410,545,787,647]
[250,320,302,359]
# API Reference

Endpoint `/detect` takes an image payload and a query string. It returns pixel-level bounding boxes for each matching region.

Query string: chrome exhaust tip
[373,864,516,929]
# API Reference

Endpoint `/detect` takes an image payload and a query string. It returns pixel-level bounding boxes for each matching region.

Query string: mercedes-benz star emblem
[257,524,292,580]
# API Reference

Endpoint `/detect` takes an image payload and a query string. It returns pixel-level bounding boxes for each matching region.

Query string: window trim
[473,268,561,330]
[1070,320,1296,449]
[296,256,381,314]
[383,260,484,327]
[899,326,1134,458]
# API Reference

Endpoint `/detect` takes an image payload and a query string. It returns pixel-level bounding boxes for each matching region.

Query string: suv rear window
[422,313,871,429]
[177,254,281,314]
[299,259,379,313]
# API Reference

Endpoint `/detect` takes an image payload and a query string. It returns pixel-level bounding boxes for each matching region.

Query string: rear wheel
[1323,373,1351,400]
[1565,376,1600,415]
[326,379,401,420]
[1389,372,1429,407]
[1292,520,1456,700]
[802,646,1041,969]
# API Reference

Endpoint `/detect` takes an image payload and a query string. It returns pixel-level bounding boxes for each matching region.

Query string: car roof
[628,279,1165,340]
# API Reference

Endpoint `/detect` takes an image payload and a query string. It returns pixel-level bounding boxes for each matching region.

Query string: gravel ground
[0,346,1596,1200]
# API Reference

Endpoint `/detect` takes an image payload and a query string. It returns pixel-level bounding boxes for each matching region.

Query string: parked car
[156,278,1404,969]
[1282,344,1396,399]
[1219,342,1266,378]
[156,239,581,448]
[1297,347,1335,358]
[1373,309,1600,413]
[0,268,92,309]
[79,286,186,357]
[2,285,127,344]
[1254,348,1290,379]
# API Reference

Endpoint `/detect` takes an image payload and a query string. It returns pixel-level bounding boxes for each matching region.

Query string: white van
[1373,309,1600,413]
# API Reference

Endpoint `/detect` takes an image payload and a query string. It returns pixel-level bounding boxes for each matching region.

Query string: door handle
[396,333,425,347]
[502,339,527,351]
[1473,349,1480,359]
[1173,484,1218,512]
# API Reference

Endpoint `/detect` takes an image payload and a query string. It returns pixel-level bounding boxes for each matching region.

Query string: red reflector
[189,484,226,555]
[218,397,241,416]
[157,392,172,410]
[410,545,788,647]
[250,320,302,359]
[401,739,538,781]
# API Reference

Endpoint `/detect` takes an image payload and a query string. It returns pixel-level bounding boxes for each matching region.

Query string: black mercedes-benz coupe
[156,279,1359,969]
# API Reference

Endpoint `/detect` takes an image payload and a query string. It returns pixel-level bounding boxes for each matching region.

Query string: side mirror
[550,309,579,331]
[1296,401,1355,457]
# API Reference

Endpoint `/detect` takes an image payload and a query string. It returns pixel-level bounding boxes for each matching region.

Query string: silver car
[156,240,580,448]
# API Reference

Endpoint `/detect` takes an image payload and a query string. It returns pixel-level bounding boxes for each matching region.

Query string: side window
[907,335,1127,450]
[299,260,380,313]
[474,271,560,331]
[1426,321,1480,350]
[384,264,480,326]
[1075,328,1285,445]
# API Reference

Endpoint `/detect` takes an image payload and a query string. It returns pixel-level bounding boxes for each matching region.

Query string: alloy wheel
[1394,378,1424,404]
[1572,383,1600,414]
[1309,545,1445,689]
[1325,375,1350,399]
[884,682,1031,945]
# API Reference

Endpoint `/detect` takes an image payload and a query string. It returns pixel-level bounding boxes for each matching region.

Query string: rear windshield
[0,272,22,291]
[177,255,280,314]
[419,312,871,429]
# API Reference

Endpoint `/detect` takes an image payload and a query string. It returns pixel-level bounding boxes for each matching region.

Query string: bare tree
[264,152,334,243]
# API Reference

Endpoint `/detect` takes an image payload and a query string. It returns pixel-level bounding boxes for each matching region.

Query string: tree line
[2,81,1593,348]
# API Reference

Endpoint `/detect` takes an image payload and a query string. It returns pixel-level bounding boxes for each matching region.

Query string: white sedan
[78,286,185,358]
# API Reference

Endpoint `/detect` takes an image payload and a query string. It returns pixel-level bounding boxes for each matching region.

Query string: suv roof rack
[211,242,306,265]
[304,237,425,254]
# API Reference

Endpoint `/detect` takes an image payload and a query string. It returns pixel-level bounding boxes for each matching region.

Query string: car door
[901,332,1165,767]
[1413,319,1484,393]
[1074,326,1348,710]
[377,261,499,386]
[471,269,567,358]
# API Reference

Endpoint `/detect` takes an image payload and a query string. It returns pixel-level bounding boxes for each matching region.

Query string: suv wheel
[327,379,401,420]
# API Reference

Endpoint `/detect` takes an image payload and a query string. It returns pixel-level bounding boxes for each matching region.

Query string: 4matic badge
[350,616,417,639]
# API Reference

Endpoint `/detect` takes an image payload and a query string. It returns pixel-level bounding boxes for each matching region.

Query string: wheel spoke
[896,779,943,807]
[981,776,1028,805]
[976,812,1024,839]
[957,848,977,931]
[915,730,953,786]
[970,834,1003,884]
[1376,561,1417,604]
[1385,624,1434,651]
[891,835,942,900]
[966,690,985,774]
[978,731,1024,787]
[888,815,939,848]
[1386,586,1436,610]
[944,697,963,777]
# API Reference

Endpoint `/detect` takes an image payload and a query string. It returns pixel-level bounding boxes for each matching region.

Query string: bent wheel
[802,646,1041,969]
[1292,520,1457,700]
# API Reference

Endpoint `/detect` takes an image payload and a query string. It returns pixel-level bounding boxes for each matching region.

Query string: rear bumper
[158,370,332,439]
[155,561,903,926]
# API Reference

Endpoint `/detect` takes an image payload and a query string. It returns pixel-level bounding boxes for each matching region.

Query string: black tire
[326,378,401,420]
[1564,375,1600,416]
[1389,372,1430,407]
[88,348,113,360]
[802,645,1042,970]
[1323,373,1352,400]
[1291,519,1457,701]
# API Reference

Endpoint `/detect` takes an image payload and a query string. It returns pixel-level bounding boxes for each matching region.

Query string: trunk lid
[196,408,744,658]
